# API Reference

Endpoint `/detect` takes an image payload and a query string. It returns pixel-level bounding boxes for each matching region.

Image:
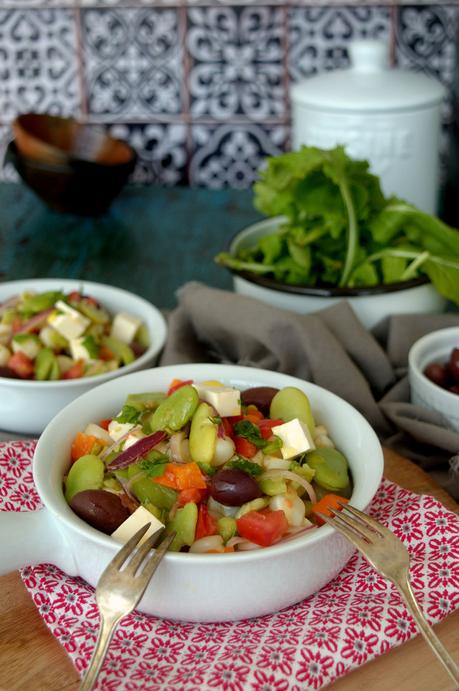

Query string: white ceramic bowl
[0,278,167,435]
[0,363,384,622]
[227,217,446,330]
[408,326,459,433]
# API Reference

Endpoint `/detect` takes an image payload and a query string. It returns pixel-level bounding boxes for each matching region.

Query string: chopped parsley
[226,458,263,476]
[113,405,141,425]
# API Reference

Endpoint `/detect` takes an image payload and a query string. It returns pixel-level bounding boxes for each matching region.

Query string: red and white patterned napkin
[1,440,459,690]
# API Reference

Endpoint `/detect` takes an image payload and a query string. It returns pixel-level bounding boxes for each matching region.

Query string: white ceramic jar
[290,40,445,214]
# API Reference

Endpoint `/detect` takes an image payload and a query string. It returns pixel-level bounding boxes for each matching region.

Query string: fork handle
[396,570,459,686]
[78,613,122,691]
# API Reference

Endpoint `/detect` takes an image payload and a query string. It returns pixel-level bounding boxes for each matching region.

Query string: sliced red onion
[0,295,20,317]
[107,430,167,470]
[16,308,53,334]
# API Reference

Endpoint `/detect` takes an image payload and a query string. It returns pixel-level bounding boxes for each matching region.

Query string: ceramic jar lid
[290,39,445,113]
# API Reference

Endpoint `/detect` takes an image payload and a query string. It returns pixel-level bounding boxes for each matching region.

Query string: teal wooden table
[0,183,262,308]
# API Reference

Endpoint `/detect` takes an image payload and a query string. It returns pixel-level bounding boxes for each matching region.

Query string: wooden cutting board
[0,448,457,691]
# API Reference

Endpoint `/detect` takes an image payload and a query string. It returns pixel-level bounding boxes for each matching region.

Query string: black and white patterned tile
[81,7,183,120]
[187,6,287,121]
[0,9,81,123]
[109,122,187,184]
[288,6,392,82]
[189,123,288,188]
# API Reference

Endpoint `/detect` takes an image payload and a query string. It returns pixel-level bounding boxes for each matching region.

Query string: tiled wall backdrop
[0,3,457,188]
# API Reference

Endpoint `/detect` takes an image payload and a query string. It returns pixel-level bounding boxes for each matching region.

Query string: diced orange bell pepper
[311,494,349,526]
[177,487,208,508]
[71,432,99,461]
[152,462,207,491]
[167,379,193,396]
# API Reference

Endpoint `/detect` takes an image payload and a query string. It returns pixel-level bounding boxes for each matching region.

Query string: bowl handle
[0,508,77,576]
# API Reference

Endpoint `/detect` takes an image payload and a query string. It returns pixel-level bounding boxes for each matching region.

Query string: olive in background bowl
[0,278,167,435]
[225,217,447,330]
[409,326,459,433]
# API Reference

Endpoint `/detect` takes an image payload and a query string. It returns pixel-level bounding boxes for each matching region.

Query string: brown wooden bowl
[12,113,135,167]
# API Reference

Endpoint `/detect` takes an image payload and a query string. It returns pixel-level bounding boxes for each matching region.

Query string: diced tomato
[8,351,34,379]
[99,345,114,361]
[153,462,207,491]
[62,359,85,379]
[311,495,349,526]
[257,418,284,439]
[71,432,98,461]
[227,414,244,424]
[82,296,98,306]
[177,487,208,508]
[221,417,234,439]
[67,291,82,302]
[10,317,23,334]
[234,435,257,459]
[196,504,218,540]
[236,510,289,547]
[167,378,193,396]
[98,418,111,430]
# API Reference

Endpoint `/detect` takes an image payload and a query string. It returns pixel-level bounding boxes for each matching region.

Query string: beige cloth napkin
[160,281,459,499]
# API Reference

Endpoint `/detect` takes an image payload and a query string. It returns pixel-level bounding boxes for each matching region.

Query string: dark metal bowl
[7,140,137,216]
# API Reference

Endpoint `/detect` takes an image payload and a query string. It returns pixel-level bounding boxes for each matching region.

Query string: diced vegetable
[311,494,349,525]
[236,510,289,547]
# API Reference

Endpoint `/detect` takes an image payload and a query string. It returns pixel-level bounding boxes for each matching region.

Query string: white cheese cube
[54,300,85,320]
[69,337,96,362]
[193,384,241,417]
[110,312,141,344]
[111,506,165,545]
[48,312,89,340]
[272,418,315,459]
[108,419,135,441]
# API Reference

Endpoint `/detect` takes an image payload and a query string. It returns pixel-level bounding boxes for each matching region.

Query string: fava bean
[189,401,217,465]
[150,384,199,433]
[65,454,105,503]
[306,447,349,492]
[269,387,315,434]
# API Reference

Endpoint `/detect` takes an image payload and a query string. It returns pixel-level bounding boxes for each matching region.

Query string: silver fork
[79,524,175,691]
[319,503,459,687]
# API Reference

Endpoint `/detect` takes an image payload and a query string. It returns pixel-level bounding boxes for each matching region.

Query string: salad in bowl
[64,378,352,554]
[0,279,167,434]
[0,364,384,621]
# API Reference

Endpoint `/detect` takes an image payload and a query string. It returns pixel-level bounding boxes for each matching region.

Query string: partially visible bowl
[0,278,167,435]
[13,113,134,167]
[7,139,136,216]
[409,326,459,433]
[0,363,384,622]
[226,217,447,330]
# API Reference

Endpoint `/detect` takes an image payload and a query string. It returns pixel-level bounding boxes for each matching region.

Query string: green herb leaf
[226,458,263,476]
[114,405,141,425]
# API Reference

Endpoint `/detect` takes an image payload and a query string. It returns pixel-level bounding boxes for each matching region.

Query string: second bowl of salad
[0,278,167,434]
